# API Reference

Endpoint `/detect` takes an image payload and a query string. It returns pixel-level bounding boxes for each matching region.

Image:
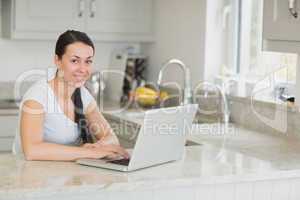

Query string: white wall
[141,0,207,88]
[206,0,243,82]
[204,0,225,82]
[0,1,140,82]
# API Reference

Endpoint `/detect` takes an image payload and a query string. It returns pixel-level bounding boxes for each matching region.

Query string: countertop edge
[2,167,300,198]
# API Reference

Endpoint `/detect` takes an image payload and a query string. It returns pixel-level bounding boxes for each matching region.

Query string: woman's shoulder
[24,79,48,96]
[21,79,49,107]
[29,79,48,90]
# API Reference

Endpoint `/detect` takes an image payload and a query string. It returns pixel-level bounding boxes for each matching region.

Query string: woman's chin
[67,80,85,88]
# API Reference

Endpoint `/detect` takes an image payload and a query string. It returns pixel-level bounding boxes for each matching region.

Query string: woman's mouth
[74,74,86,81]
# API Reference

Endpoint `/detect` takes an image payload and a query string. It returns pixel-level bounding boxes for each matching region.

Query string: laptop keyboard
[107,158,130,166]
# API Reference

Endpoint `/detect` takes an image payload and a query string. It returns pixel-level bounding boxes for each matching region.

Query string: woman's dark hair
[55,30,95,144]
[55,30,95,59]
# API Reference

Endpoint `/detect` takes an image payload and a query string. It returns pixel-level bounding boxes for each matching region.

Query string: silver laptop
[76,104,198,172]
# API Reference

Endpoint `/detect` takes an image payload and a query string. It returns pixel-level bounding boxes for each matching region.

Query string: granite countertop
[2,144,300,199]
[3,100,300,198]
[188,123,300,169]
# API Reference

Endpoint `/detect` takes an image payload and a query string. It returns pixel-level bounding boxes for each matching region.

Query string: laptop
[76,104,198,172]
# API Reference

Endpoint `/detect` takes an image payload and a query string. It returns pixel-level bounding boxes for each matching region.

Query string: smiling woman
[14,30,129,161]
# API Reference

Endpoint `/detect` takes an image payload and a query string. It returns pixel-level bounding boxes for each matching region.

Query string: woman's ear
[54,55,60,68]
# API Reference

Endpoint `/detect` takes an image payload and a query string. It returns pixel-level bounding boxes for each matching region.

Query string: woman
[17,30,129,161]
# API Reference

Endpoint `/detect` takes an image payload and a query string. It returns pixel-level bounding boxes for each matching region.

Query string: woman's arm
[21,100,125,161]
[85,101,120,145]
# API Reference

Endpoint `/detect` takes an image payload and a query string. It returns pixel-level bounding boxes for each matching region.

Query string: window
[213,0,298,102]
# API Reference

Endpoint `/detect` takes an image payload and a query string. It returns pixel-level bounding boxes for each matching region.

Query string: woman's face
[55,42,94,88]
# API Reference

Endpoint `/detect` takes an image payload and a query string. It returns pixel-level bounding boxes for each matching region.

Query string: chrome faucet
[197,82,230,124]
[220,88,230,124]
[157,59,193,105]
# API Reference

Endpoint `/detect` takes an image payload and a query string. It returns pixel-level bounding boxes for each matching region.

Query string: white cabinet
[2,0,85,39]
[263,0,300,41]
[86,0,153,41]
[0,113,18,152]
[2,0,154,42]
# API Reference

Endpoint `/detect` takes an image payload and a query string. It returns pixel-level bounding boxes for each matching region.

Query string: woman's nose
[79,62,88,72]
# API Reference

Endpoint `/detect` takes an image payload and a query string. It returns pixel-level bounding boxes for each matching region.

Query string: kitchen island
[2,141,300,200]
[2,102,300,199]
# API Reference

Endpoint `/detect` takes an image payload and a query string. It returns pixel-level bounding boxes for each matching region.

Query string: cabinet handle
[90,0,96,18]
[78,0,85,17]
[288,0,298,18]
[222,5,232,30]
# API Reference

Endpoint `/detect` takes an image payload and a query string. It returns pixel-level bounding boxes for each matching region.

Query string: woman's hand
[83,143,130,159]
[84,133,120,148]
[98,133,120,146]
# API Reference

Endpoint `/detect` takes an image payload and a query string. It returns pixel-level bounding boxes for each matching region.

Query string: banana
[135,87,158,106]
[134,87,169,107]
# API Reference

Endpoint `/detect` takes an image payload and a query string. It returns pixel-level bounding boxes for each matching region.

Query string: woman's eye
[86,60,93,64]
[71,59,79,64]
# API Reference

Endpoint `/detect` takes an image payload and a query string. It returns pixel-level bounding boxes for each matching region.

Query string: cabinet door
[12,0,85,38]
[263,0,300,41]
[86,0,153,41]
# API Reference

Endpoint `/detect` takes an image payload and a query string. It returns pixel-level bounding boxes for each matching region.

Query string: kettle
[85,71,105,105]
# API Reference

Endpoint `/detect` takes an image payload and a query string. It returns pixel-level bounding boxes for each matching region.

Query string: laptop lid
[127,104,198,171]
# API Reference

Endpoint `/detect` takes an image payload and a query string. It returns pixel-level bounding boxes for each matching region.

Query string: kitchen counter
[2,119,300,199]
[2,101,300,199]
[2,144,300,200]
[0,101,19,110]
[0,100,19,115]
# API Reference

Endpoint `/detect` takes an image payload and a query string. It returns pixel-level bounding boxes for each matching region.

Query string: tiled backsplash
[229,96,300,140]
[161,85,300,140]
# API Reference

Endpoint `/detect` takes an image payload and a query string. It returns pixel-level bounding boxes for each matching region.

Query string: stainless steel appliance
[85,71,105,106]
